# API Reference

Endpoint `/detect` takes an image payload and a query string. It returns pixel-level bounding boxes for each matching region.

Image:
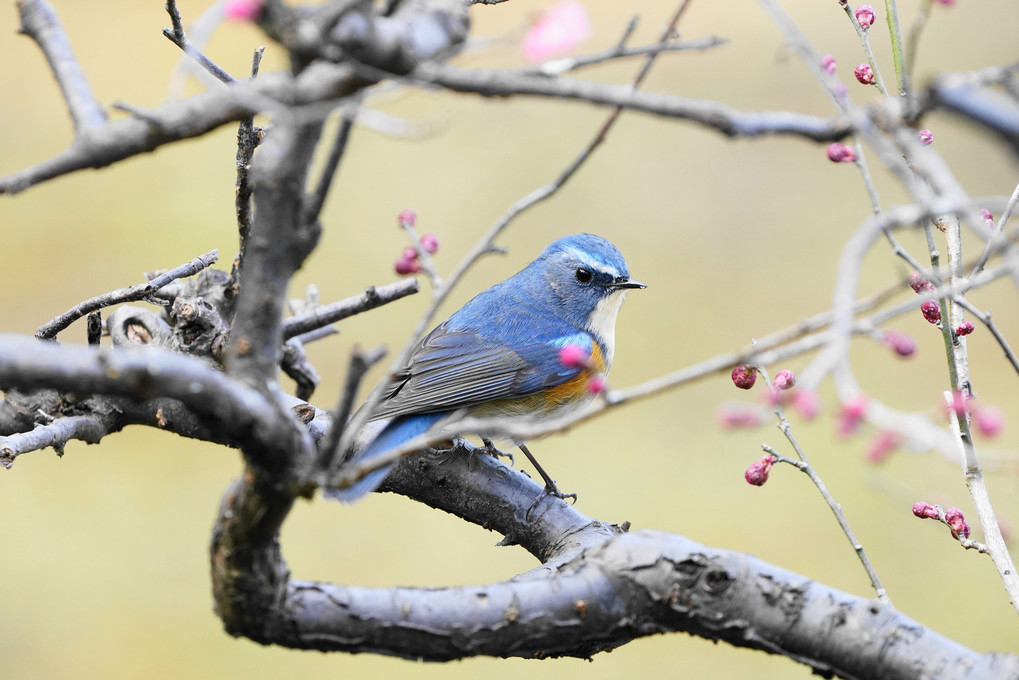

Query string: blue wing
[371,321,593,419]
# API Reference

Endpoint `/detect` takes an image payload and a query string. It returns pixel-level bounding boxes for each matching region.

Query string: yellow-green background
[2,1,1018,678]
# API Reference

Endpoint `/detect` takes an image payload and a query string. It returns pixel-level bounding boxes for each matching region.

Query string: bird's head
[528,233,645,349]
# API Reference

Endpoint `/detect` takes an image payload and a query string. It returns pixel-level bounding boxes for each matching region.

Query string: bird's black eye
[575,267,593,284]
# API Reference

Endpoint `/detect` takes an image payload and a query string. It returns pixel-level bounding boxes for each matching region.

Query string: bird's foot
[525,481,578,522]
[480,437,514,466]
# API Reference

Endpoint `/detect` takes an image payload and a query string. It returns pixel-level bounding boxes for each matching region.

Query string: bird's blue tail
[327,412,446,503]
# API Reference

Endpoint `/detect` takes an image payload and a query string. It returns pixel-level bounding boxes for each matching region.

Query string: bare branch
[0,414,107,469]
[280,278,420,340]
[35,249,219,340]
[405,62,851,141]
[162,0,237,85]
[17,0,106,132]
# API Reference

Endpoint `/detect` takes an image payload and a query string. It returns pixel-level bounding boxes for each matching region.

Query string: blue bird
[332,233,645,503]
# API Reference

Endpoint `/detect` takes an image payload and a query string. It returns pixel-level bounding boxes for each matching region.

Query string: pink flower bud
[587,376,606,394]
[854,4,875,28]
[866,430,899,464]
[398,209,417,228]
[918,129,934,145]
[921,300,941,324]
[521,1,592,63]
[837,394,868,438]
[731,364,757,390]
[772,370,796,391]
[821,55,837,75]
[912,501,933,518]
[826,143,857,163]
[791,389,821,420]
[224,0,263,20]
[716,403,765,429]
[832,82,848,100]
[745,456,774,486]
[402,246,419,262]
[944,507,970,538]
[394,257,422,275]
[948,390,969,417]
[980,209,994,228]
[854,63,875,85]
[420,233,440,254]
[974,405,1004,438]
[882,329,916,357]
[955,321,974,337]
[909,272,934,293]
[558,343,590,369]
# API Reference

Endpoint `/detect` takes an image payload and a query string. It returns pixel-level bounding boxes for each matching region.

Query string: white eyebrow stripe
[560,246,620,278]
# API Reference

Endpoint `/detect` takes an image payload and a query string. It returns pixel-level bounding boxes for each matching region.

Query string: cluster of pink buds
[393,210,440,275]
[557,344,606,395]
[826,143,857,163]
[912,502,971,540]
[854,4,876,28]
[744,455,774,486]
[908,272,942,325]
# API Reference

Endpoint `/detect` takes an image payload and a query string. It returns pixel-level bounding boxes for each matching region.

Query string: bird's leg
[518,443,576,521]
[480,437,514,466]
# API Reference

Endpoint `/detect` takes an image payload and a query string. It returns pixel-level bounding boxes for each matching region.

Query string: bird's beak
[611,277,647,290]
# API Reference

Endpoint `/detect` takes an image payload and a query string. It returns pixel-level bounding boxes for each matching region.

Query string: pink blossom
[955,321,974,337]
[826,143,856,163]
[918,129,934,145]
[402,246,419,262]
[521,1,592,63]
[912,501,938,519]
[790,390,821,420]
[772,370,796,391]
[854,63,875,85]
[398,209,417,228]
[974,405,1004,438]
[716,403,764,429]
[882,329,916,358]
[745,456,774,486]
[909,272,934,293]
[866,430,899,464]
[420,233,440,254]
[854,4,876,28]
[731,364,757,390]
[223,0,263,21]
[394,257,422,275]
[821,55,837,75]
[558,343,590,369]
[921,300,941,325]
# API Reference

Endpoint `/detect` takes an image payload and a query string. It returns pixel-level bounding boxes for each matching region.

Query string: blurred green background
[2,0,1018,678]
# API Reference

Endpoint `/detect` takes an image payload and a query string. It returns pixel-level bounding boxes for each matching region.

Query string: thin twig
[970,180,1019,277]
[162,0,236,85]
[840,2,888,95]
[318,344,388,473]
[758,368,889,603]
[232,46,266,288]
[951,297,1019,376]
[281,279,420,340]
[304,104,358,225]
[35,250,219,340]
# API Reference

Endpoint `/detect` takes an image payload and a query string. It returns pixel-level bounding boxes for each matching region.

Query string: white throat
[587,290,627,366]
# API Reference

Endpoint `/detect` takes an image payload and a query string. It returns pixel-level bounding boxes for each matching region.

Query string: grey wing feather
[370,326,536,419]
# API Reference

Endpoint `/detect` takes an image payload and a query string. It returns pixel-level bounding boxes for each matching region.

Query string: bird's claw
[525,482,578,522]
[480,438,514,466]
